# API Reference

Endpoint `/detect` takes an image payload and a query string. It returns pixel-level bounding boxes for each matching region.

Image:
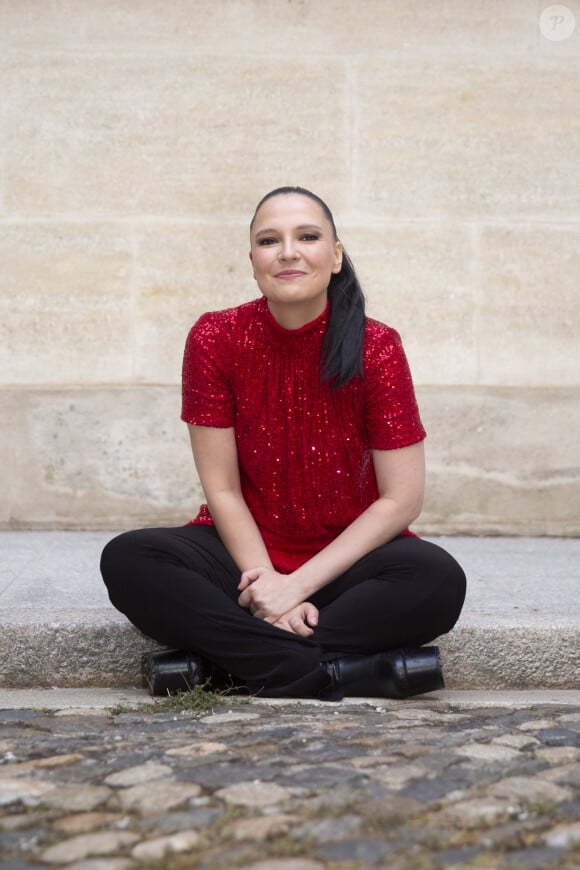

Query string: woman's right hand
[238,566,306,621]
[272,602,319,638]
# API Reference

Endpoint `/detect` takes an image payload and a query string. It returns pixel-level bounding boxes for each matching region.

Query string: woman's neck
[265,296,328,331]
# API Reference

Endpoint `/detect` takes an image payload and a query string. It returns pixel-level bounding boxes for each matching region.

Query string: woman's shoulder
[363,316,404,354]
[189,298,264,337]
[361,317,413,384]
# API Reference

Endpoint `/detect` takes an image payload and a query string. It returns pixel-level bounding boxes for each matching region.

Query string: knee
[100,529,145,588]
[439,553,467,629]
[446,553,466,596]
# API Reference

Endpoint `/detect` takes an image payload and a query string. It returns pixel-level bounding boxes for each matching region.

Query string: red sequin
[182,298,425,572]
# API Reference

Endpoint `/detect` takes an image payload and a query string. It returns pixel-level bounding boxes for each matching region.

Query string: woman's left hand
[237,567,305,622]
[273,602,319,637]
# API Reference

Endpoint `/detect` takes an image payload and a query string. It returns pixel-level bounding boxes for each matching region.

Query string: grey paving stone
[103,761,172,787]
[215,780,291,807]
[557,713,580,727]
[0,862,47,869]
[317,836,399,863]
[399,776,468,801]
[116,780,201,813]
[234,860,324,870]
[537,727,580,747]
[558,801,580,819]
[477,820,528,850]
[42,786,111,812]
[290,815,362,843]
[280,763,367,789]
[0,778,55,808]
[0,830,50,853]
[434,846,483,865]
[131,830,200,860]
[178,762,282,789]
[0,712,44,723]
[65,861,135,870]
[503,846,564,868]
[489,775,573,804]
[137,807,220,832]
[542,821,580,848]
[193,845,270,870]
[41,831,139,864]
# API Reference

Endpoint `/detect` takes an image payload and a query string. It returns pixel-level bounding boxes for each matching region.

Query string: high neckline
[261,297,329,346]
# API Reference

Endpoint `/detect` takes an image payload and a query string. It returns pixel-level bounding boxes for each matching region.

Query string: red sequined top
[181,297,425,573]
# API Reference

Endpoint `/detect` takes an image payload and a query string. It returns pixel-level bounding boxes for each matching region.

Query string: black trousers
[100,525,466,698]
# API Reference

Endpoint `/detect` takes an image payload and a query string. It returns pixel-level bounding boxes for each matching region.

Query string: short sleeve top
[182,297,425,572]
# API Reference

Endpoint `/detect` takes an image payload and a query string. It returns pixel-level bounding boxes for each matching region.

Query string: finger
[272,616,303,636]
[238,590,251,609]
[303,603,319,627]
[238,571,256,590]
[244,566,266,581]
[290,620,314,638]
[238,568,264,590]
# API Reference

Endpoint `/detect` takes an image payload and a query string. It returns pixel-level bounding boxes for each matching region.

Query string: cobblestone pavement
[0,696,579,870]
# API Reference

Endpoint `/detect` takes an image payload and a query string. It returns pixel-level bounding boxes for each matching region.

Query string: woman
[101,186,466,700]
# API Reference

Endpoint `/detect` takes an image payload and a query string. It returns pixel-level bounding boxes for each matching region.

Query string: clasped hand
[237,566,318,638]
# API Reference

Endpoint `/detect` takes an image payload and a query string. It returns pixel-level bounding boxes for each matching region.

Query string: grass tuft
[149,680,230,714]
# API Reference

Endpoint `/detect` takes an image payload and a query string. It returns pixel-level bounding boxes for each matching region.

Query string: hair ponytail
[322,252,366,388]
[251,186,366,389]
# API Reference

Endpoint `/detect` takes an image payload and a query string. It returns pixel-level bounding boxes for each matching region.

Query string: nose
[279,236,298,260]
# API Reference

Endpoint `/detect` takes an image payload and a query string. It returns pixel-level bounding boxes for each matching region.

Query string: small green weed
[111,681,233,715]
[149,681,229,714]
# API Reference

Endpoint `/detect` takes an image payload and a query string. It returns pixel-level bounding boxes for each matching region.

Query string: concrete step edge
[0,621,577,690]
[0,687,579,711]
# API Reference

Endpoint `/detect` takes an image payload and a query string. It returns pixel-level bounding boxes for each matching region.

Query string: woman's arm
[188,424,274,572]
[238,440,425,620]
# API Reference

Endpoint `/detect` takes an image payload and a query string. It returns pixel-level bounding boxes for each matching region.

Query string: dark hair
[251,186,366,389]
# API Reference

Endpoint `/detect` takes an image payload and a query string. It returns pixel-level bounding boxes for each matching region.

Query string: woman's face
[249,193,343,329]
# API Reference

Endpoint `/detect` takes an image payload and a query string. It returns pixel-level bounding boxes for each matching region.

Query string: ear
[331,240,343,274]
[249,250,256,280]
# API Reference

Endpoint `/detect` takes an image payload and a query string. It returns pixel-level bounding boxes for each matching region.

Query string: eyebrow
[254,224,324,237]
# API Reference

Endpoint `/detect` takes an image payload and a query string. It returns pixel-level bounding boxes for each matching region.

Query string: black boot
[142,650,207,697]
[321,646,444,701]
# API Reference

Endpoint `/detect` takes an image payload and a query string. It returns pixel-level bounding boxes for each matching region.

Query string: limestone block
[3,385,580,535]
[0,0,539,56]
[133,222,256,383]
[0,223,133,384]
[354,59,580,219]
[341,222,476,385]
[478,225,580,386]
[416,386,580,536]
[3,52,349,217]
[1,386,200,529]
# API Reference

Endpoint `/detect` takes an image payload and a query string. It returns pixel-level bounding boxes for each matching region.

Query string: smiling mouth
[275,270,306,278]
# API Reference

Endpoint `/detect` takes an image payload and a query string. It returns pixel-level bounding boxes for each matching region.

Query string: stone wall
[1,0,579,535]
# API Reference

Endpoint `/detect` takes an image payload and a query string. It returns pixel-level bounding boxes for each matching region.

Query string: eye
[300,233,320,242]
[257,237,277,246]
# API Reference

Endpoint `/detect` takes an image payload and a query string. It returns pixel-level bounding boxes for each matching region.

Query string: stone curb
[0,616,577,689]
[0,688,579,711]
